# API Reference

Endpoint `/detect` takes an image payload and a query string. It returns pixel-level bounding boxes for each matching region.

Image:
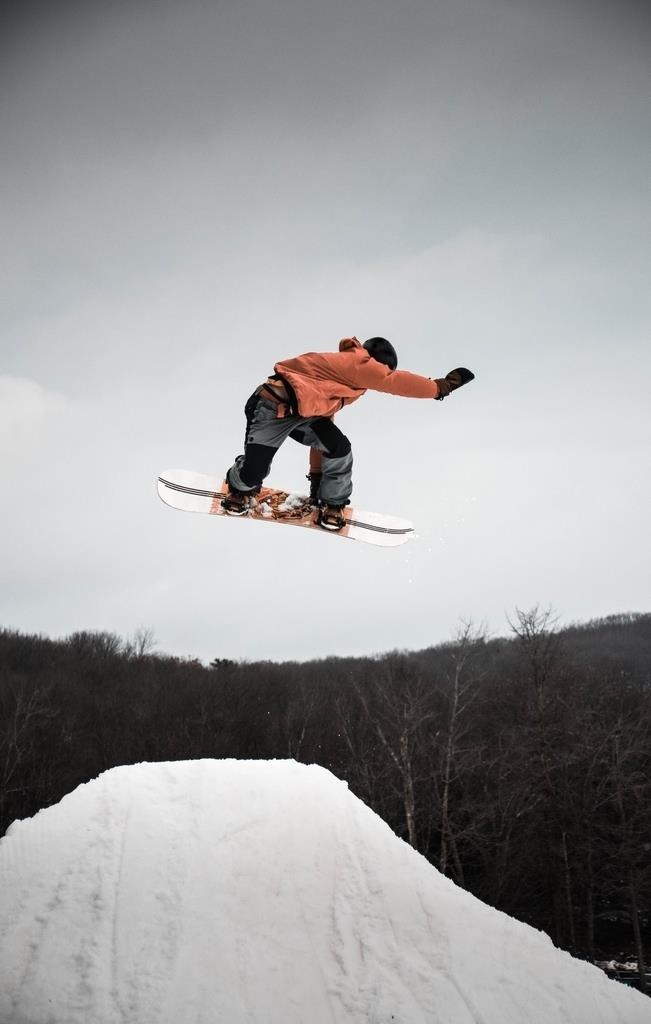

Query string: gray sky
[2,0,650,662]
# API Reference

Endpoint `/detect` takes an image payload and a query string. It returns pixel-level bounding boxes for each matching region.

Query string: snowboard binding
[221,491,254,516]
[317,505,347,532]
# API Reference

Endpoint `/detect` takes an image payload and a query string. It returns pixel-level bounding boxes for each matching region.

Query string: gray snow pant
[226,390,353,506]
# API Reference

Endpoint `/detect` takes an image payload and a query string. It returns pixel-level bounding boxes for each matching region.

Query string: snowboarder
[223,336,473,530]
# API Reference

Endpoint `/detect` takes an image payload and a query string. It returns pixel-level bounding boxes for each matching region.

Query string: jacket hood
[338,337,363,353]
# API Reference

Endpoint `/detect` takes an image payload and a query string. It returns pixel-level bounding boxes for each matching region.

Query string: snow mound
[0,760,648,1024]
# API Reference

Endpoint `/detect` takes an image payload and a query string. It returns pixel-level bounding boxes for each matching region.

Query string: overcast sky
[2,0,649,663]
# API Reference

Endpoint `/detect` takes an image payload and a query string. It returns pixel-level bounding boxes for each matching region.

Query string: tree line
[1,609,649,989]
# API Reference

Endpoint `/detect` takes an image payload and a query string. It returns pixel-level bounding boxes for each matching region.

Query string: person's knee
[312,419,351,459]
[331,433,351,459]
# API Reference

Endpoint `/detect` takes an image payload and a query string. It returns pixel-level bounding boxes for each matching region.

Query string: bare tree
[125,628,157,660]
[438,621,485,878]
[351,657,439,849]
[609,710,651,992]
[67,630,124,660]
[507,606,572,945]
[507,605,560,714]
[0,673,54,833]
[282,675,323,760]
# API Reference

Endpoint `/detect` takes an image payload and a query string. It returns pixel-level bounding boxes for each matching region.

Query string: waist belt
[260,377,292,418]
[260,374,300,418]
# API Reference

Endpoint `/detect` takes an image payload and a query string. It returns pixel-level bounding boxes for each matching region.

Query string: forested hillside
[1,609,649,985]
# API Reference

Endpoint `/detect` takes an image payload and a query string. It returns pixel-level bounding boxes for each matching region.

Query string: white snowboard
[157,469,415,548]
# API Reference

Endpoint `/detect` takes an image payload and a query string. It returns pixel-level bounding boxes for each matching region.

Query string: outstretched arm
[355,359,475,400]
[370,367,441,399]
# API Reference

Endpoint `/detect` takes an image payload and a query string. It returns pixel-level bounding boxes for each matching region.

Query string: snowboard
[157,469,415,547]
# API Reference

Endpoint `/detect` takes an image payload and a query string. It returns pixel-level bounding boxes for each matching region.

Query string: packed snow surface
[0,760,648,1024]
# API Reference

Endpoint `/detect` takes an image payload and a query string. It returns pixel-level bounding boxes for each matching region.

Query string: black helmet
[363,337,398,371]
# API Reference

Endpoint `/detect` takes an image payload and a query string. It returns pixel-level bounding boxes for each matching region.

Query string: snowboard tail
[157,470,415,547]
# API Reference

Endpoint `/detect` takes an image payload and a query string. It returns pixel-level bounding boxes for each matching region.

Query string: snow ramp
[0,760,648,1024]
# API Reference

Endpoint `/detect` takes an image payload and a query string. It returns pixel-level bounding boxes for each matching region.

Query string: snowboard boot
[317,503,347,531]
[307,472,322,506]
[221,489,254,516]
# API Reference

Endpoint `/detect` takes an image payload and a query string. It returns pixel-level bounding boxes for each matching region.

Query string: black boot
[307,472,322,505]
[221,471,256,515]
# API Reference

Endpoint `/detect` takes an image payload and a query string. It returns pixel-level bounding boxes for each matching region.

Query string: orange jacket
[274,337,440,418]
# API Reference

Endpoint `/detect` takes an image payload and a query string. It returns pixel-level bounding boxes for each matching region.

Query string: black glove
[434,367,475,400]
